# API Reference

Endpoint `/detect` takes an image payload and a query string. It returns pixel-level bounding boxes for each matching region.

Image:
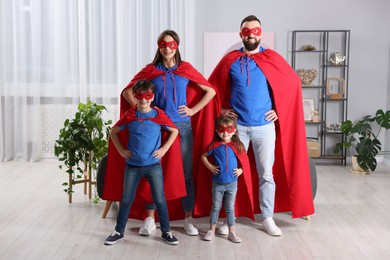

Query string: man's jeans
[237,122,276,219]
[115,163,170,233]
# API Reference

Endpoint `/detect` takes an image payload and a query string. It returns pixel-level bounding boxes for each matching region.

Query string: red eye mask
[158,40,178,50]
[241,27,262,37]
[217,125,236,134]
[134,91,154,101]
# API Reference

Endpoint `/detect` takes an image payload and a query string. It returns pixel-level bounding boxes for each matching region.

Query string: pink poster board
[203,32,275,78]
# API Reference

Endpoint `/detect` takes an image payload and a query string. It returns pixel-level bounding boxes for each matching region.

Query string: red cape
[103,62,217,220]
[103,107,186,219]
[194,141,255,220]
[207,49,315,218]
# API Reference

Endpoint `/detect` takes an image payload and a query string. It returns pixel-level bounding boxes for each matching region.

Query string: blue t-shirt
[151,64,190,123]
[229,47,273,126]
[118,109,168,166]
[208,144,238,184]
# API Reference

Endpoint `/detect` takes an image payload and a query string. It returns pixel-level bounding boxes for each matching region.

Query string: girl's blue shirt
[208,143,238,184]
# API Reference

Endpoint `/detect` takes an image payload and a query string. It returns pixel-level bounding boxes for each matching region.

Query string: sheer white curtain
[0,0,195,161]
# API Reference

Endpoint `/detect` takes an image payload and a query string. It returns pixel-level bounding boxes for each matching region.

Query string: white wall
[191,0,390,153]
[386,42,390,162]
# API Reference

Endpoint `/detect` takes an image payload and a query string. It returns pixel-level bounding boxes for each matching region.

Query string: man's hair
[240,15,262,27]
[132,79,155,93]
[151,29,182,65]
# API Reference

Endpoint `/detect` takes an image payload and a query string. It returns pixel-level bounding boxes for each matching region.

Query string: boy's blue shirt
[118,109,169,166]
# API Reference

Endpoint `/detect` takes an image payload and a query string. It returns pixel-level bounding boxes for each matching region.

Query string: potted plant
[54,101,112,202]
[334,109,390,172]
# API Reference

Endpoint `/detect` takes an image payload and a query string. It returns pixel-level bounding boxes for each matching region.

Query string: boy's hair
[132,79,155,93]
[240,15,262,27]
[207,116,245,154]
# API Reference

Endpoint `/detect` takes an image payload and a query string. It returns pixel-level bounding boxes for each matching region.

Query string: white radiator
[40,104,119,159]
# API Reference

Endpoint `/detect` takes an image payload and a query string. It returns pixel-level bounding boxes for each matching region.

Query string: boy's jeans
[115,163,170,233]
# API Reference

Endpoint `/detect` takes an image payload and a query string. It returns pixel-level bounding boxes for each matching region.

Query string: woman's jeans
[115,163,170,234]
[237,122,276,219]
[146,120,195,213]
[209,181,238,227]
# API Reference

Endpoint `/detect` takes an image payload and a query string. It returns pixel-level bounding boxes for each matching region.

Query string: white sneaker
[138,217,156,236]
[261,218,282,236]
[203,230,215,241]
[228,231,242,243]
[216,220,229,235]
[183,216,199,236]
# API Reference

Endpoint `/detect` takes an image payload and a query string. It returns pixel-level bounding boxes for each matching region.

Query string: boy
[104,79,179,245]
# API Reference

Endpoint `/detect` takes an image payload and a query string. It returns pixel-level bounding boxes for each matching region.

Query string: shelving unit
[291,30,350,165]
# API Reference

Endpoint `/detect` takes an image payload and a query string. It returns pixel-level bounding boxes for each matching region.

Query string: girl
[201,116,248,243]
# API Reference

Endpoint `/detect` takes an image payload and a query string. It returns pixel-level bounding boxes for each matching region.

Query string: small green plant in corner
[54,101,112,203]
[335,109,390,172]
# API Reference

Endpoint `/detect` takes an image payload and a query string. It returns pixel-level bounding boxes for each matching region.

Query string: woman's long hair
[150,30,182,66]
[206,116,245,154]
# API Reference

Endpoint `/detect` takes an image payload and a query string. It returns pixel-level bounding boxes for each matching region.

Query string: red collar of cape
[113,106,176,129]
[206,49,315,218]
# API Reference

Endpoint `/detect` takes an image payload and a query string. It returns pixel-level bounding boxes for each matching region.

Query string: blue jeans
[237,122,276,219]
[146,120,195,212]
[210,181,238,227]
[115,163,170,234]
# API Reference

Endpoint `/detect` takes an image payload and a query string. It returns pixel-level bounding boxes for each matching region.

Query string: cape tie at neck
[161,70,177,104]
[224,144,229,172]
[136,116,153,123]
[239,54,251,86]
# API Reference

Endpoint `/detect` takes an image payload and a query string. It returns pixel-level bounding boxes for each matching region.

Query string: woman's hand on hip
[178,105,195,117]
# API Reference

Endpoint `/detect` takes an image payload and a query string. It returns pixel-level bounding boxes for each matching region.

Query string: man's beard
[243,37,260,51]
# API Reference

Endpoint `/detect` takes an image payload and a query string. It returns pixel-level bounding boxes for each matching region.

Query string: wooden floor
[1,160,390,260]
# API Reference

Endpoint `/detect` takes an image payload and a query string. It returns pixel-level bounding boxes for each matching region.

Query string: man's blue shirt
[229,47,273,126]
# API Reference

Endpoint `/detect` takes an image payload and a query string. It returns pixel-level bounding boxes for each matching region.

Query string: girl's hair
[132,79,155,93]
[207,116,245,154]
[150,30,182,66]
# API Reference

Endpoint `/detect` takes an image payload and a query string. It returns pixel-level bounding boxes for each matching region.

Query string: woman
[103,30,216,236]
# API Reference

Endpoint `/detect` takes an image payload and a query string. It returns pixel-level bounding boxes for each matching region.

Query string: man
[207,15,315,236]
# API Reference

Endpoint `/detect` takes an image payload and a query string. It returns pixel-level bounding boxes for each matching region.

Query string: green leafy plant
[54,101,112,202]
[335,109,390,172]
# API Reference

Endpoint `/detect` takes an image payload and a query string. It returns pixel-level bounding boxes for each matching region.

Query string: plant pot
[351,155,369,174]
